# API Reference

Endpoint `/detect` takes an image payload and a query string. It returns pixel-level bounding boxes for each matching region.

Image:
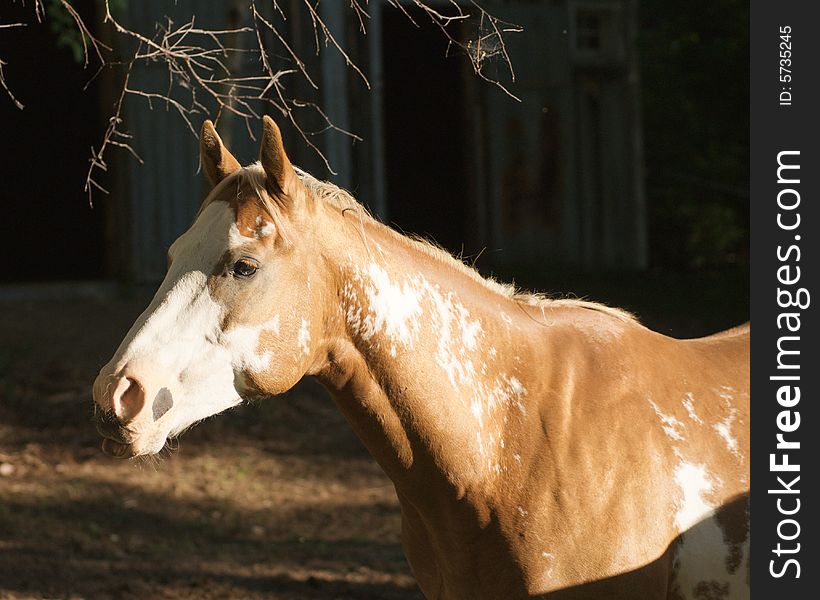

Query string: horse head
[92,117,329,457]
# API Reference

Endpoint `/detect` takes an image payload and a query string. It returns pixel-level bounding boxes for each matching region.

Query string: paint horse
[93,117,750,599]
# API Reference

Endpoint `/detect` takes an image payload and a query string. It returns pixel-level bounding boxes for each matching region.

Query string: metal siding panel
[118,1,249,282]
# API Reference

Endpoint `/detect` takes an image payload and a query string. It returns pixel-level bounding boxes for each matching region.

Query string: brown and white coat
[93,117,750,599]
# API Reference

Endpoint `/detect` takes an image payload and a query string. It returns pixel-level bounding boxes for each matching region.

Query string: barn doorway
[0,0,105,283]
[380,6,470,256]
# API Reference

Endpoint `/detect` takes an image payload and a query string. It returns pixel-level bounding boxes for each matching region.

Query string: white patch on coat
[468,375,527,448]
[344,262,485,374]
[713,404,742,459]
[229,216,276,245]
[298,319,311,355]
[648,399,686,441]
[471,399,484,428]
[346,263,424,356]
[717,386,735,401]
[425,282,483,389]
[342,261,530,473]
[459,306,482,350]
[673,462,714,532]
[256,219,276,237]
[222,315,282,373]
[682,393,704,424]
[228,222,252,248]
[541,551,557,582]
[507,376,527,414]
[672,468,749,600]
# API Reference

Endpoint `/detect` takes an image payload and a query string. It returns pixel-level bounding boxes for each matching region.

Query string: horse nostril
[111,376,146,424]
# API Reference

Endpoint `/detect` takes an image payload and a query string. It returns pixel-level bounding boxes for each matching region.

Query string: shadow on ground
[0,292,419,599]
[0,268,748,599]
[0,474,416,599]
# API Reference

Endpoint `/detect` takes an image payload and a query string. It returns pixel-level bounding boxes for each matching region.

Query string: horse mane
[236,163,635,323]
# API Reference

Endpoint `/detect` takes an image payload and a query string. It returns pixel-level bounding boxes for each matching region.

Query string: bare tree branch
[4,0,522,203]
[0,56,25,109]
[84,61,141,205]
[59,0,110,66]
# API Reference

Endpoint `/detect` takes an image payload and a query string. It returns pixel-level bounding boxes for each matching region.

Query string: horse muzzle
[93,410,137,458]
[92,360,176,458]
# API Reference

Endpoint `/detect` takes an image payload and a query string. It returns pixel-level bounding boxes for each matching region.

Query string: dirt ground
[0,290,420,600]
[0,272,748,600]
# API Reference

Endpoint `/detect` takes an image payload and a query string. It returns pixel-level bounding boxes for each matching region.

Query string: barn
[0,3,754,598]
[89,0,646,285]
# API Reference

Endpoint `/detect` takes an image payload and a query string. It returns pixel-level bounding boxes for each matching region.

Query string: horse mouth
[100,437,136,458]
[95,413,136,458]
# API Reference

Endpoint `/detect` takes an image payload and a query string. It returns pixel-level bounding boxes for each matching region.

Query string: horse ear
[259,116,297,197]
[200,120,241,186]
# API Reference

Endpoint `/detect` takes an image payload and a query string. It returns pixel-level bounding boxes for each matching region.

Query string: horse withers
[93,116,749,599]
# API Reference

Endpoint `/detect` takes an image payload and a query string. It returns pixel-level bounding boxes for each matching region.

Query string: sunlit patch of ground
[0,294,420,599]
[0,269,747,599]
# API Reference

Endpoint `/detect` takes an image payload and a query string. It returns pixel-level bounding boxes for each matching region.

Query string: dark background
[0,0,749,336]
[751,1,819,597]
[0,0,105,281]
[0,2,753,598]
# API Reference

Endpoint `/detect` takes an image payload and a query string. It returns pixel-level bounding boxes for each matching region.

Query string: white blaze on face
[228,221,249,248]
[101,201,249,451]
[119,271,223,368]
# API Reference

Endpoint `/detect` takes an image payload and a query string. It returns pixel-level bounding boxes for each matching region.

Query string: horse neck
[313,213,542,498]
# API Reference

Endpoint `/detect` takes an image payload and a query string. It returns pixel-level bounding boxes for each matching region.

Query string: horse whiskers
[133,451,162,470]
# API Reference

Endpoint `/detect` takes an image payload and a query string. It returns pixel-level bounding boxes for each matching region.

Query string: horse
[93,116,750,599]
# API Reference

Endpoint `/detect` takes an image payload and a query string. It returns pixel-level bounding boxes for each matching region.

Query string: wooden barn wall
[478,0,646,269]
[112,0,646,282]
[115,0,270,282]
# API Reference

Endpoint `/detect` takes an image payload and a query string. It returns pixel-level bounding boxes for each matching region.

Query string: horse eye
[232,259,258,278]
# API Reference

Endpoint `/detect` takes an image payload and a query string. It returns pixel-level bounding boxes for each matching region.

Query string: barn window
[576,12,602,51]
[569,2,625,65]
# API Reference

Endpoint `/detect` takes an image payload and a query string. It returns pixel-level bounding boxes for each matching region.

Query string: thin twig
[6,0,521,204]
[0,57,24,109]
